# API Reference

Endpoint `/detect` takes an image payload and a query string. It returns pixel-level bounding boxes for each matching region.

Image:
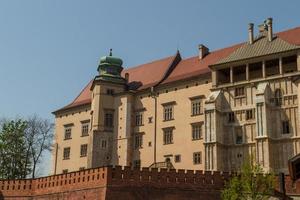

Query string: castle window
[63,147,70,160]
[233,65,246,82]
[191,97,202,116]
[134,133,143,149]
[104,112,114,128]
[265,59,280,77]
[64,127,72,140]
[80,144,88,157]
[193,152,202,165]
[235,87,245,97]
[135,112,143,126]
[235,127,243,144]
[62,169,68,174]
[282,121,290,134]
[191,123,202,140]
[163,104,174,121]
[148,117,153,123]
[81,121,89,136]
[246,109,254,120]
[133,160,141,168]
[175,155,181,163]
[249,62,263,80]
[163,128,173,145]
[282,55,297,73]
[101,140,107,149]
[106,89,114,95]
[274,89,283,106]
[228,112,235,123]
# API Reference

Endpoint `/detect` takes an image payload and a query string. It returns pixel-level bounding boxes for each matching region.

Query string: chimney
[125,73,129,82]
[248,23,254,44]
[266,17,273,41]
[198,44,209,59]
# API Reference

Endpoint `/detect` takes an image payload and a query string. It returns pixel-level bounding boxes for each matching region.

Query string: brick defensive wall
[0,166,299,200]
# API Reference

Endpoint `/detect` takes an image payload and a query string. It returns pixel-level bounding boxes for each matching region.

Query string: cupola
[96,49,126,83]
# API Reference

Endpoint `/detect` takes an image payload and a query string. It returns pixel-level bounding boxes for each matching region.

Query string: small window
[228,112,235,123]
[134,134,143,149]
[133,160,141,168]
[193,152,202,165]
[101,140,107,149]
[235,87,245,97]
[246,109,255,120]
[63,147,70,160]
[79,167,85,171]
[192,123,202,140]
[104,112,114,128]
[106,89,114,95]
[64,127,72,140]
[163,128,173,145]
[81,122,89,136]
[274,89,283,106]
[163,105,174,121]
[235,127,243,144]
[174,155,181,163]
[135,112,143,126]
[282,121,290,134]
[80,144,88,157]
[62,169,68,174]
[148,117,153,123]
[191,98,202,116]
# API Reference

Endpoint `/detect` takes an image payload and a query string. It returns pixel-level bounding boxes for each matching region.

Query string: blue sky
[0,0,299,175]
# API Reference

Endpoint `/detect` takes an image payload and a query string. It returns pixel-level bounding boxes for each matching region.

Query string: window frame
[80,144,88,157]
[81,121,90,137]
[163,127,174,145]
[134,133,143,149]
[191,122,203,140]
[63,147,71,160]
[190,96,203,116]
[193,152,202,165]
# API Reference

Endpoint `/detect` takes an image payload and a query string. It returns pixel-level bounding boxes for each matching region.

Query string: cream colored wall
[132,77,211,170]
[51,105,91,174]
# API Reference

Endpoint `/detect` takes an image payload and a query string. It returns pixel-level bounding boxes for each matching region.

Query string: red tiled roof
[161,43,243,84]
[53,26,300,114]
[276,26,300,45]
[53,80,93,114]
[121,55,177,90]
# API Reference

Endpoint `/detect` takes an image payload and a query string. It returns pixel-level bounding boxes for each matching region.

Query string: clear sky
[0,0,299,175]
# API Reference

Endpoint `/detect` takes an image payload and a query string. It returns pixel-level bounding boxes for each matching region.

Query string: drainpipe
[151,87,157,164]
[54,143,58,175]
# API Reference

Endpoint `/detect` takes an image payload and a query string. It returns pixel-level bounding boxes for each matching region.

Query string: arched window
[274,89,283,106]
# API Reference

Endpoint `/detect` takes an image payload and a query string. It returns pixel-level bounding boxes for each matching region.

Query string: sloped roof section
[52,80,93,114]
[162,43,243,84]
[216,27,300,65]
[121,55,178,90]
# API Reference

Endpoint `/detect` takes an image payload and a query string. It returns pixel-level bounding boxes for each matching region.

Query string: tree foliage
[0,119,30,179]
[222,159,275,200]
[0,115,54,179]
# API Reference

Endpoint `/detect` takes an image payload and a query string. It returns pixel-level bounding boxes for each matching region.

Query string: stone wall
[0,166,299,200]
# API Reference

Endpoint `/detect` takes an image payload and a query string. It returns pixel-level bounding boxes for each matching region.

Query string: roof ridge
[124,55,176,71]
[275,25,300,35]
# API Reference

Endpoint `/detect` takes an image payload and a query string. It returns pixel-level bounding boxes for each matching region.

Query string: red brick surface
[0,166,299,200]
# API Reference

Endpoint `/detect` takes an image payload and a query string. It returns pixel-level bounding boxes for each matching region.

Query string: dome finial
[109,48,112,56]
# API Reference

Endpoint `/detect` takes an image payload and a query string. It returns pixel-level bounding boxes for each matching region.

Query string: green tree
[0,119,31,179]
[222,158,275,200]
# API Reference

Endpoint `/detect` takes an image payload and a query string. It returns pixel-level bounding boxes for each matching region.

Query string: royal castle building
[51,18,300,175]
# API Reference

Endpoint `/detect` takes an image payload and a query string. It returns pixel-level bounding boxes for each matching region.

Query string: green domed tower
[96,49,126,84]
